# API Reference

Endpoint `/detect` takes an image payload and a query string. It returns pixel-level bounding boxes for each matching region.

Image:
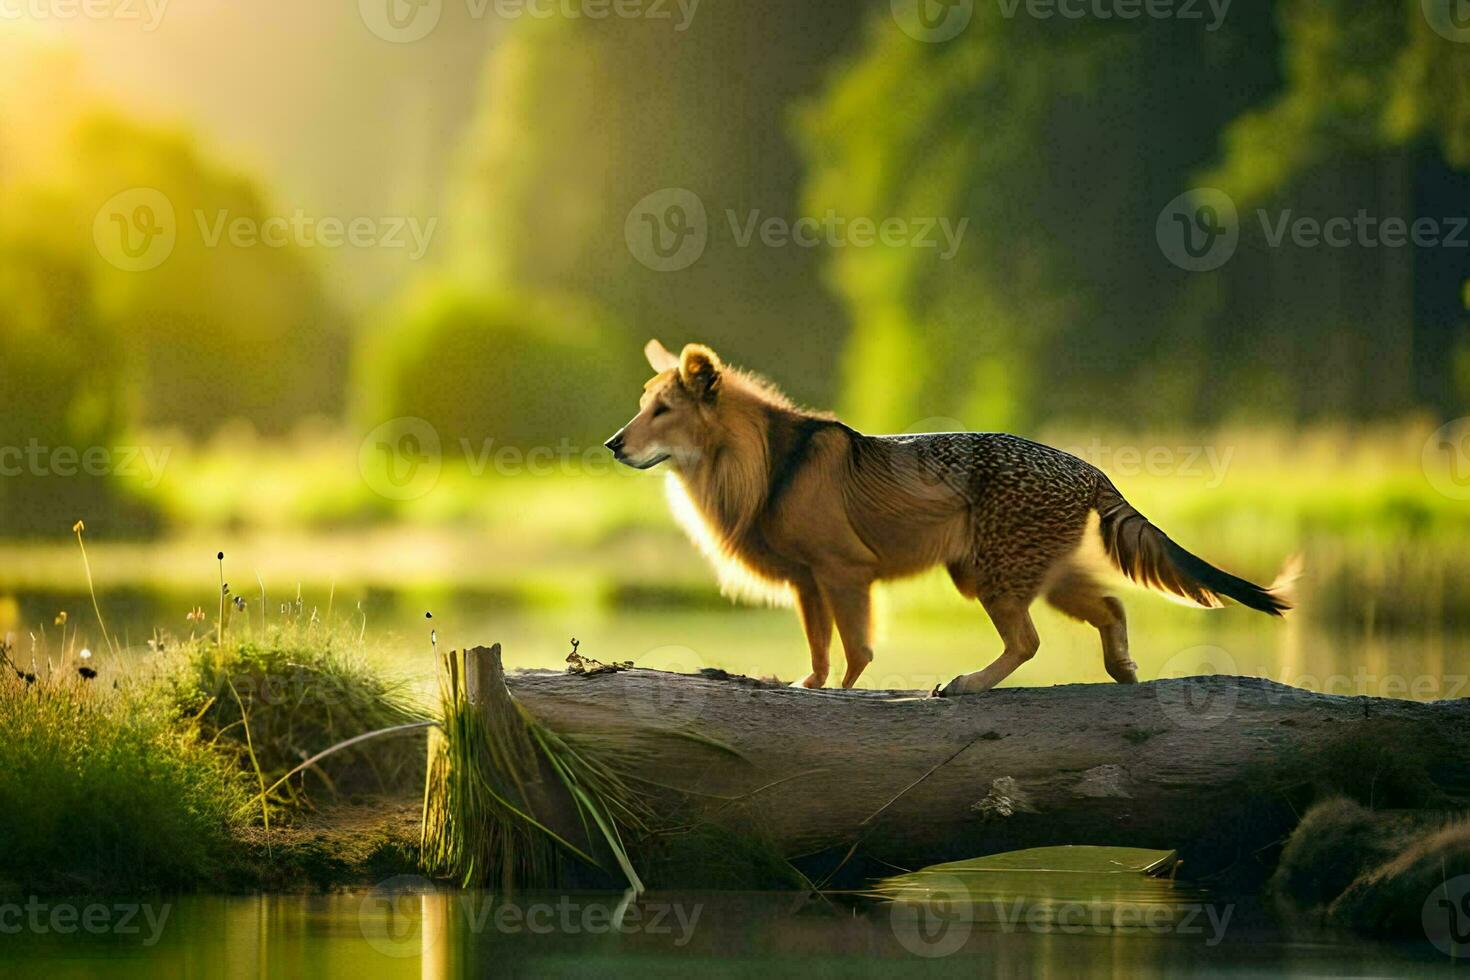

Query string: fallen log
[458,647,1470,885]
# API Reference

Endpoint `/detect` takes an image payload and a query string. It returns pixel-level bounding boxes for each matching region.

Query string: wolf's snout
[604,430,626,456]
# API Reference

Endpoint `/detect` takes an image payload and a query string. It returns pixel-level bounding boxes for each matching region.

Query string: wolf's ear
[644,339,678,373]
[679,343,722,399]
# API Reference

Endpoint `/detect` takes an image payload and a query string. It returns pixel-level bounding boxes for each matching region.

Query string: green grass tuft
[420,648,653,892]
[0,670,247,893]
[166,628,428,807]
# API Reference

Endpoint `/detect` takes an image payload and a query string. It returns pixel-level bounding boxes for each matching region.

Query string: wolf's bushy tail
[1093,478,1295,616]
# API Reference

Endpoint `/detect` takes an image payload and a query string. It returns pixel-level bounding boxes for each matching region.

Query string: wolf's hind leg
[939,594,1040,695]
[1045,568,1137,684]
[1097,597,1136,683]
[793,577,833,689]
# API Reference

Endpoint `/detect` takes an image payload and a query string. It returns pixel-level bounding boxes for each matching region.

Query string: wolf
[604,340,1295,695]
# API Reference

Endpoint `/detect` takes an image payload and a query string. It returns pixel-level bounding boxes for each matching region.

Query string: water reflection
[0,883,1459,977]
[874,847,1230,961]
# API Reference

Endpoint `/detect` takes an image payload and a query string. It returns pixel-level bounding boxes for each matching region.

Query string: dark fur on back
[763,411,844,510]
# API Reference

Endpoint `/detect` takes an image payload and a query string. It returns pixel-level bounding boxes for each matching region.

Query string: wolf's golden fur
[605,340,1294,693]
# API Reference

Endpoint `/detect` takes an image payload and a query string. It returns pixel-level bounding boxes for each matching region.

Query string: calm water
[0,885,1458,978]
[9,582,1470,702]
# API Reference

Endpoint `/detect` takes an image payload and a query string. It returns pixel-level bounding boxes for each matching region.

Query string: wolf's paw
[931,675,966,698]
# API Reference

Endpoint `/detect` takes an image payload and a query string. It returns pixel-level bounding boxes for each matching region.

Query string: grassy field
[1,420,1467,701]
[6,419,1468,619]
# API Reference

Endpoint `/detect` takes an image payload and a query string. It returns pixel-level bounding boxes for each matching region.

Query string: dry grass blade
[227,677,270,850]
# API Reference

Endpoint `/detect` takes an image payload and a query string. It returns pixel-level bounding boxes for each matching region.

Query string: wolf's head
[605,340,727,470]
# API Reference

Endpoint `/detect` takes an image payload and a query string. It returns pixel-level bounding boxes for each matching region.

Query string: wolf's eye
[651,403,670,419]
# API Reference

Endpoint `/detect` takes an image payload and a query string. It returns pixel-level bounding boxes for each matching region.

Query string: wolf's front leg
[820,577,875,689]
[792,578,833,688]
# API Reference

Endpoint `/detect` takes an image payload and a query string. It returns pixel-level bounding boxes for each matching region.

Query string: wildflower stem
[73,523,118,656]
[217,553,226,649]
[255,571,266,634]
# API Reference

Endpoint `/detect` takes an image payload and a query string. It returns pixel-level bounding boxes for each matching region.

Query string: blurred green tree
[799,5,1284,431]
[0,190,134,535]
[447,5,873,413]
[354,279,626,451]
[800,0,1470,430]
[1201,0,1470,416]
[0,109,352,532]
[73,113,351,436]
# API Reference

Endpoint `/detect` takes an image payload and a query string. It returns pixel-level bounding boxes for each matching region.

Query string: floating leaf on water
[921,846,1178,876]
[872,845,1195,930]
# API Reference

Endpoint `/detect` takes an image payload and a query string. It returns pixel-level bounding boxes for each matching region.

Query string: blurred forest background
[2,0,1470,684]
